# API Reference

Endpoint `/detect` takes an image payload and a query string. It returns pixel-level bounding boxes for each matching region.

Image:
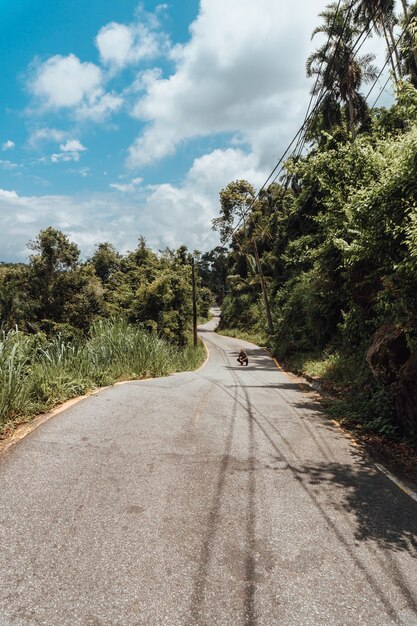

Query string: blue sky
[0,0,391,261]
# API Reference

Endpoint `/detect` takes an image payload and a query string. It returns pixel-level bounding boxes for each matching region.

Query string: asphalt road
[1,311,417,625]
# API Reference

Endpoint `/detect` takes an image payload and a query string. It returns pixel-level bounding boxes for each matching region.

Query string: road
[0,311,417,625]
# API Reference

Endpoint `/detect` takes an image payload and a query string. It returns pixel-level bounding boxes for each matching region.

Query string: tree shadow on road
[291,458,417,615]
[191,348,417,622]
[293,459,417,553]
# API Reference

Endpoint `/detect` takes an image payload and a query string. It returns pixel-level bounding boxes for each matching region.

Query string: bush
[0,319,205,431]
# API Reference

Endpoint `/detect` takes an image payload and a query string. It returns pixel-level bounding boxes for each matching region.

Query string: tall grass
[0,319,205,432]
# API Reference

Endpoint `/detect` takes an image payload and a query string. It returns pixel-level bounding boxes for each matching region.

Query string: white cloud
[96,6,170,70]
[0,160,19,170]
[110,183,135,192]
[126,0,331,169]
[2,140,15,151]
[68,167,90,177]
[60,139,87,153]
[28,128,67,148]
[97,23,134,68]
[50,152,81,163]
[0,189,19,200]
[110,176,143,192]
[31,54,103,108]
[29,54,123,121]
[0,147,269,261]
[39,140,87,164]
[76,91,123,121]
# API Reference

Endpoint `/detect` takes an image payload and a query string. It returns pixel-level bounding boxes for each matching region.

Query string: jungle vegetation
[208,0,417,443]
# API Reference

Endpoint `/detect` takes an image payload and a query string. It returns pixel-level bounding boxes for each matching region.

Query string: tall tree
[354,0,402,82]
[307,1,378,140]
[212,180,274,334]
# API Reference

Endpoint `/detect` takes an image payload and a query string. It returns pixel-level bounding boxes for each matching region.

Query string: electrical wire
[220,0,394,248]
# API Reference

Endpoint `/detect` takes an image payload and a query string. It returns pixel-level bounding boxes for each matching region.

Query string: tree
[199,247,229,304]
[26,228,105,334]
[399,8,417,86]
[91,242,121,283]
[307,2,378,140]
[212,180,275,334]
[354,0,402,82]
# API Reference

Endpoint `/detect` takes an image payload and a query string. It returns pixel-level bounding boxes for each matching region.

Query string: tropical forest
[2,0,417,450]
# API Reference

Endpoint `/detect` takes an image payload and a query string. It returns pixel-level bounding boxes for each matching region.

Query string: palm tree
[399,3,417,86]
[307,2,378,140]
[354,0,402,82]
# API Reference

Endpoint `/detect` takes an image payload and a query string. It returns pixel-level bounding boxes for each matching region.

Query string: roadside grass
[0,318,205,436]
[283,349,399,438]
[284,350,364,387]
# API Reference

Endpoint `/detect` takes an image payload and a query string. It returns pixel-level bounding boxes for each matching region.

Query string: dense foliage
[0,229,212,346]
[209,0,417,442]
[0,230,211,430]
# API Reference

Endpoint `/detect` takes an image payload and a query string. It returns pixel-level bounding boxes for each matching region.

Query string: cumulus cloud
[2,140,15,151]
[31,54,102,108]
[37,139,87,164]
[0,146,268,261]
[96,5,170,70]
[29,54,123,121]
[126,0,331,169]
[60,139,87,153]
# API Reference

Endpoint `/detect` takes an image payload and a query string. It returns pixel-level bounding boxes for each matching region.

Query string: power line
[293,0,384,162]
[366,26,407,107]
[293,0,351,160]
[220,0,387,248]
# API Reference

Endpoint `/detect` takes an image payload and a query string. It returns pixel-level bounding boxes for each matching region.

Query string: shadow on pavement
[192,332,417,622]
[294,460,417,553]
[292,460,417,615]
[228,383,303,391]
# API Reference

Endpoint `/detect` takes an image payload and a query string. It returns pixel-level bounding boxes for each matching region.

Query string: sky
[0,0,393,262]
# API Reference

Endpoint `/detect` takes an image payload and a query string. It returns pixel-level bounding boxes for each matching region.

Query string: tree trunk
[400,0,409,17]
[386,20,403,79]
[382,20,399,84]
[348,95,356,141]
[253,243,275,335]
[403,6,417,75]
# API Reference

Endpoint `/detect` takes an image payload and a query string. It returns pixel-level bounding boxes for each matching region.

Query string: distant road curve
[0,310,416,625]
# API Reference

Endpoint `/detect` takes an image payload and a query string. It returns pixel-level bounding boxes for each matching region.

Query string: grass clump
[0,318,205,434]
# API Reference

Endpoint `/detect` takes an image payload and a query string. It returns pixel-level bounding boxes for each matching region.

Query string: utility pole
[253,242,275,336]
[191,257,198,347]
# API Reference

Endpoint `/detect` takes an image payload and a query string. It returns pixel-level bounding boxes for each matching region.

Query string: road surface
[0,311,417,625]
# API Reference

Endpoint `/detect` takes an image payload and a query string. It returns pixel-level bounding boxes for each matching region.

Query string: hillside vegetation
[207,1,417,444]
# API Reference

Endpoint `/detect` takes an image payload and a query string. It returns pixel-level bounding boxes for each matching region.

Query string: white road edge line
[374,463,417,503]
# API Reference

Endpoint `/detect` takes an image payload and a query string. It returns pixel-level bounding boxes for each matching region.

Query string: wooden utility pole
[191,257,198,347]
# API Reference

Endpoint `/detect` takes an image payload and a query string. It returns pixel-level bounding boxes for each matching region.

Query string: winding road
[0,311,417,625]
